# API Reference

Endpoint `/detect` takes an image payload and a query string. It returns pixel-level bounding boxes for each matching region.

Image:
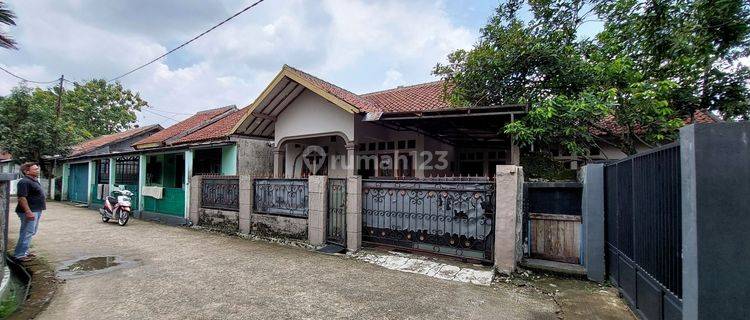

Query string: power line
[142,108,180,123]
[148,107,193,116]
[107,0,267,83]
[0,65,61,84]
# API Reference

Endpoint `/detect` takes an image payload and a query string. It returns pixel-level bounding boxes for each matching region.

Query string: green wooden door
[68,163,89,203]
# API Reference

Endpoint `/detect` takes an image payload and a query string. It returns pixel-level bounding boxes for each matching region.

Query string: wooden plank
[529,213,581,222]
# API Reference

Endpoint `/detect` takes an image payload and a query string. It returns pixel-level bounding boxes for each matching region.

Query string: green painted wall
[142,187,184,216]
[221,145,237,175]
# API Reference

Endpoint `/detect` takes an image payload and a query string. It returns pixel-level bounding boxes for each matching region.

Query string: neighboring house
[550,109,720,169]
[129,106,273,224]
[232,65,527,179]
[58,125,163,205]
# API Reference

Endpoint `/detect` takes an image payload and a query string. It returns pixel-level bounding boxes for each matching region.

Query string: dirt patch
[494,269,636,320]
[5,249,61,320]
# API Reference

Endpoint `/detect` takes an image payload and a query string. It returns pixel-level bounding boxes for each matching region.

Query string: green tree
[62,79,147,139]
[0,80,147,173]
[0,86,77,172]
[435,0,750,156]
[0,1,17,49]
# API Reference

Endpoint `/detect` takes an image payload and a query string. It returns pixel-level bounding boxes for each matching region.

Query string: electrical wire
[143,108,180,123]
[107,0,267,83]
[0,65,61,84]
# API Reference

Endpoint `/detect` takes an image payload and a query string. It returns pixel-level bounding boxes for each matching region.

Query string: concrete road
[7,201,615,319]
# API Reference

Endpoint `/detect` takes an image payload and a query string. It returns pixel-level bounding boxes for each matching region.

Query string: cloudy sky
[0,0,597,127]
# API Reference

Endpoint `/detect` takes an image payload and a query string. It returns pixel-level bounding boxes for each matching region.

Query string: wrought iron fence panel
[327,178,347,245]
[201,177,240,211]
[254,179,309,218]
[362,179,495,262]
[115,156,140,185]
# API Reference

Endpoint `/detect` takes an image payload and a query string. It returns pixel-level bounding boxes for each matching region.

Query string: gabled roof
[69,125,163,157]
[134,106,236,149]
[175,108,247,145]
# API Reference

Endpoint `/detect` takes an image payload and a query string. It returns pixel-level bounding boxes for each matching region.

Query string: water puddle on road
[57,256,137,279]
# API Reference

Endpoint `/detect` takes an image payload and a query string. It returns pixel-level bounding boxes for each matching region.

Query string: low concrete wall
[198,208,239,234]
[250,213,308,240]
[495,165,524,274]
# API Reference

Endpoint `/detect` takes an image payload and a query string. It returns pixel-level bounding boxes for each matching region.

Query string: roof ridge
[196,105,236,115]
[360,80,444,97]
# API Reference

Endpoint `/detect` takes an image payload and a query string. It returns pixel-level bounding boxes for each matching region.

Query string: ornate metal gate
[362,179,495,262]
[327,178,347,245]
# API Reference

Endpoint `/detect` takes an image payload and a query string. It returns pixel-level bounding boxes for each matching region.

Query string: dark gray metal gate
[605,143,682,320]
[362,179,495,262]
[327,178,347,245]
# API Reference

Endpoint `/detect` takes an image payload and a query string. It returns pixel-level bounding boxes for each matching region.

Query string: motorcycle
[99,189,133,226]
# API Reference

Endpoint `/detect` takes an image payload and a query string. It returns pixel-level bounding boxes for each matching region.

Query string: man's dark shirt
[15,175,46,213]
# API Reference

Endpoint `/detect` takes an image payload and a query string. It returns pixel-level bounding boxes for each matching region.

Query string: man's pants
[14,211,42,258]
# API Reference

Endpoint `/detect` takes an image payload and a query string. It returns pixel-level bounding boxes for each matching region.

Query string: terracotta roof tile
[591,109,719,136]
[285,66,379,113]
[175,108,246,144]
[70,125,162,157]
[361,81,450,113]
[133,106,234,147]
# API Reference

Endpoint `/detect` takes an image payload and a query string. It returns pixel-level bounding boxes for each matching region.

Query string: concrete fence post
[581,163,605,282]
[239,175,253,234]
[494,165,524,274]
[307,175,328,246]
[346,175,362,252]
[680,123,750,320]
[188,175,202,225]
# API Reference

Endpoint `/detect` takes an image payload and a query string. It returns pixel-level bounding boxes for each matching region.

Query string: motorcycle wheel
[101,216,110,223]
[118,211,129,226]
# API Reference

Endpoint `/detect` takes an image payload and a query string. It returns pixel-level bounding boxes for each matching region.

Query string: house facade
[232,65,526,179]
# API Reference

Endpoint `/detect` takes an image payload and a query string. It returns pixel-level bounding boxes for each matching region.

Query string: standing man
[14,162,46,262]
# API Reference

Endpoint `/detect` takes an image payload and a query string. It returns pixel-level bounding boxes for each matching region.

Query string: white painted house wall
[274,89,355,145]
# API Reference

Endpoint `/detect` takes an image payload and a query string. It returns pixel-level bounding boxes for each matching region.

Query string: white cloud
[0,0,480,127]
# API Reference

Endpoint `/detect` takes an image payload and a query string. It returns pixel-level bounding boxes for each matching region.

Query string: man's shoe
[26,252,36,258]
[16,256,34,262]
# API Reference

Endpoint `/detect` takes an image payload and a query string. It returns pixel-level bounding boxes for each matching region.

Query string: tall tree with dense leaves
[435,0,750,156]
[0,80,147,173]
[0,1,17,49]
[62,79,147,139]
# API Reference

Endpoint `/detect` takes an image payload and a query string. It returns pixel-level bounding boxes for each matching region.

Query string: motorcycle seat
[107,196,117,204]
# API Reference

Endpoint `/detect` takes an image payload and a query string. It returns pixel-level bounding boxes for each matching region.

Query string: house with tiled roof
[231,65,526,178]
[231,65,720,178]
[55,105,273,224]
[105,105,273,224]
[57,125,163,204]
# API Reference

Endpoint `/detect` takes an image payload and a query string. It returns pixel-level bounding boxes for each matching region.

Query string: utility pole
[55,74,64,117]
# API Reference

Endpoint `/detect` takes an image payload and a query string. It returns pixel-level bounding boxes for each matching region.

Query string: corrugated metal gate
[604,143,682,320]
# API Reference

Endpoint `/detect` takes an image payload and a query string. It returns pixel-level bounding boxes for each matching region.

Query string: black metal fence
[327,178,347,245]
[254,179,309,218]
[201,176,240,211]
[362,179,495,262]
[605,142,682,320]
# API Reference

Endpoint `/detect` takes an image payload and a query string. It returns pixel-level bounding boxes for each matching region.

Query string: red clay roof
[70,125,162,157]
[591,109,719,136]
[361,81,450,113]
[285,65,380,113]
[133,106,234,147]
[175,108,246,144]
